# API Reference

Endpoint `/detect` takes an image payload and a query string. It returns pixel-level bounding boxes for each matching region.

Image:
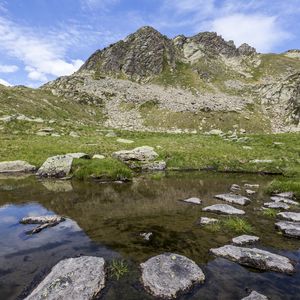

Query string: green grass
[109,260,129,280]
[262,208,277,218]
[266,177,300,200]
[221,217,253,234]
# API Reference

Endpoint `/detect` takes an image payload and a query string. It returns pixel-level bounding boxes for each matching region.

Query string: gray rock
[214,194,251,206]
[141,160,166,171]
[274,192,294,199]
[0,160,36,174]
[244,184,260,188]
[277,212,300,222]
[140,232,153,241]
[20,215,65,224]
[263,202,290,210]
[37,155,73,178]
[66,152,90,159]
[230,184,241,192]
[270,196,298,205]
[210,245,294,274]
[113,146,159,162]
[117,138,134,144]
[246,189,256,195]
[93,154,105,159]
[232,235,259,246]
[198,217,219,225]
[182,197,202,205]
[25,256,106,300]
[141,253,205,298]
[202,204,245,215]
[275,221,300,238]
[241,291,268,300]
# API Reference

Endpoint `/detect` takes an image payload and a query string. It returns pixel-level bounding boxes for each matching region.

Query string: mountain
[1,26,300,134]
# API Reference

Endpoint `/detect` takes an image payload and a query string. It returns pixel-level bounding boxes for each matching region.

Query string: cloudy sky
[0,0,299,87]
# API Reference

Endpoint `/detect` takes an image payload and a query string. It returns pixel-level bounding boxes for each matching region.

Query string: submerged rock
[215,194,251,206]
[270,196,298,206]
[275,221,300,238]
[203,204,245,215]
[0,160,36,174]
[141,253,205,299]
[241,291,268,300]
[277,212,300,222]
[182,197,202,205]
[25,256,106,300]
[210,245,294,274]
[232,235,259,246]
[37,155,73,178]
[198,217,219,225]
[263,202,290,210]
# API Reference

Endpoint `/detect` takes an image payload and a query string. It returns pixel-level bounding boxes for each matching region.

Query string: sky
[0,0,300,87]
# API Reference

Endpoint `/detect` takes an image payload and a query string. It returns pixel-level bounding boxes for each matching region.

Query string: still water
[0,172,299,300]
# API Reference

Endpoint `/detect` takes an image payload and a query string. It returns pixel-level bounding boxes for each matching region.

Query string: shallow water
[0,172,299,300]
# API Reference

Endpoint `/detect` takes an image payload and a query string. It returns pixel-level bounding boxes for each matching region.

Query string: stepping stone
[210,245,294,274]
[215,194,250,206]
[0,160,36,174]
[270,196,298,206]
[241,291,268,300]
[232,235,260,246]
[37,155,73,178]
[198,217,219,225]
[277,212,300,222]
[25,256,106,300]
[182,197,202,205]
[274,192,294,199]
[203,204,245,215]
[230,184,241,192]
[263,202,290,210]
[66,153,90,159]
[275,221,300,238]
[141,253,205,298]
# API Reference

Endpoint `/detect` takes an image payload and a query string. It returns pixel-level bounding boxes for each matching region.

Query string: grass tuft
[109,259,129,280]
[222,217,253,234]
[262,208,277,218]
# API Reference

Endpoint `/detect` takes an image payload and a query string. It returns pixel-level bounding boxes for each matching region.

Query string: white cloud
[0,17,84,82]
[0,78,12,86]
[0,64,18,73]
[211,13,290,52]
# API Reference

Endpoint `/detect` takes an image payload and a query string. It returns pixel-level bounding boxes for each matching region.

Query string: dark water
[0,172,299,300]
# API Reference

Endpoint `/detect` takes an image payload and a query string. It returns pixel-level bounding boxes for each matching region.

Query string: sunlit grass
[109,259,129,280]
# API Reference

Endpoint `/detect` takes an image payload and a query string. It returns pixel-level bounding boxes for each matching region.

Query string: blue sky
[0,0,300,87]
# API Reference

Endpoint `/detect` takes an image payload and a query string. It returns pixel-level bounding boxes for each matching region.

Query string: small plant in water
[262,208,277,218]
[206,223,221,232]
[109,259,129,280]
[222,217,253,234]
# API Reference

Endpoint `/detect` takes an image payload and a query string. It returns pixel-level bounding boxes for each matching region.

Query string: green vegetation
[262,208,277,218]
[221,217,253,234]
[266,178,300,200]
[109,260,129,280]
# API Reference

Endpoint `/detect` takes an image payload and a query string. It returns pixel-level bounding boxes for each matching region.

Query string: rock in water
[37,155,73,178]
[210,245,294,274]
[0,160,36,173]
[25,256,106,300]
[277,212,300,222]
[275,221,300,238]
[232,235,259,246]
[263,202,290,210]
[230,184,241,192]
[20,215,64,224]
[202,204,245,215]
[241,291,268,300]
[215,194,251,206]
[182,197,202,205]
[274,192,294,199]
[270,196,298,206]
[198,217,219,225]
[141,253,205,298]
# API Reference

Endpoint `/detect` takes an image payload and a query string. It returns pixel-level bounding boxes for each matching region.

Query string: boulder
[182,197,202,205]
[275,221,300,238]
[241,291,268,300]
[198,217,219,225]
[277,212,300,222]
[270,196,298,205]
[215,194,251,206]
[0,160,36,174]
[203,204,245,215]
[232,235,259,246]
[37,155,73,178]
[113,146,159,162]
[25,256,106,300]
[141,253,205,299]
[210,245,294,274]
[66,153,90,159]
[263,202,290,210]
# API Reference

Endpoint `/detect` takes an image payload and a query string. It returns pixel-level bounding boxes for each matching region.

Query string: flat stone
[241,291,268,300]
[232,235,260,246]
[277,212,300,222]
[0,160,36,174]
[93,154,105,159]
[270,196,298,206]
[182,197,202,205]
[263,202,290,210]
[117,138,134,144]
[37,155,73,178]
[113,146,159,162]
[141,253,205,299]
[25,256,106,300]
[275,221,300,238]
[203,204,245,215]
[20,215,65,224]
[66,152,90,159]
[214,194,251,206]
[274,192,294,199]
[198,217,219,225]
[210,245,294,274]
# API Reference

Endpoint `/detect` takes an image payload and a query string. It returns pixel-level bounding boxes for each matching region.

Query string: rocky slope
[1,26,300,134]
